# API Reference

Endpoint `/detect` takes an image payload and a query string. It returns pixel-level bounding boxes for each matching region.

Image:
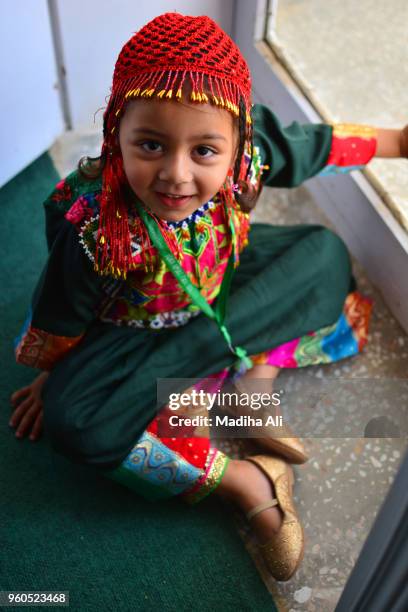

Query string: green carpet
[0,154,277,612]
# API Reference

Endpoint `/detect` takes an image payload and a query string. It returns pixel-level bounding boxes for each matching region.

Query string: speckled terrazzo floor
[269,0,408,233]
[50,131,408,612]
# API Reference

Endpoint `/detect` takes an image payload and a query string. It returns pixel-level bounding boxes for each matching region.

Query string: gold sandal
[248,430,308,465]
[246,455,305,581]
[220,379,309,464]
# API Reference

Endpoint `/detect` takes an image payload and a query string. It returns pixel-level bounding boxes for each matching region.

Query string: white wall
[0,0,64,187]
[56,0,235,130]
[0,0,235,187]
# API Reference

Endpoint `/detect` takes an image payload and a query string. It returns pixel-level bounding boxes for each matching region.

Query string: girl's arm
[252,104,333,187]
[252,104,407,188]
[14,175,107,371]
[15,217,106,371]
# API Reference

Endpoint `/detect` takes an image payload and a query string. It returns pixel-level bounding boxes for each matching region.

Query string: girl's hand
[9,371,50,441]
[400,125,408,158]
[376,125,408,158]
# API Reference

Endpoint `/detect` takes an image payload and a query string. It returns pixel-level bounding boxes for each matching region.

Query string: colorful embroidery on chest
[64,147,262,328]
[95,199,242,326]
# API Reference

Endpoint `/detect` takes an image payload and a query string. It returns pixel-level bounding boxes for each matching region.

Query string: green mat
[0,154,277,612]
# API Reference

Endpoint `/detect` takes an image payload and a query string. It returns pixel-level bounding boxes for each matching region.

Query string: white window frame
[233,0,408,334]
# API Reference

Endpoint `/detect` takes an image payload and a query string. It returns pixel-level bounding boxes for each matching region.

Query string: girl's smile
[154,193,194,209]
[119,98,238,222]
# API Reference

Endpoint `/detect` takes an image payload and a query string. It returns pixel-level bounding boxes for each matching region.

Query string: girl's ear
[235,180,263,213]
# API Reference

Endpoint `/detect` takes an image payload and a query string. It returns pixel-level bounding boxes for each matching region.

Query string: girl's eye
[140,141,163,153]
[195,146,216,158]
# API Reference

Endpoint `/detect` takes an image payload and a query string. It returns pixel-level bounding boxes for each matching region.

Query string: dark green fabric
[252,104,333,187]
[1,154,57,310]
[43,222,353,469]
[2,154,278,612]
[31,219,106,338]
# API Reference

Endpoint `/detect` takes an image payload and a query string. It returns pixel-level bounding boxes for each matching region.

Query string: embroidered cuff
[319,123,377,176]
[15,323,84,370]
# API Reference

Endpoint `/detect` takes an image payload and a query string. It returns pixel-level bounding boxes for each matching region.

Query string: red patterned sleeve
[319,124,377,176]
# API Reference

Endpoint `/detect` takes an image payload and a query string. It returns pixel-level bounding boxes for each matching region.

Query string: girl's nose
[158,153,193,184]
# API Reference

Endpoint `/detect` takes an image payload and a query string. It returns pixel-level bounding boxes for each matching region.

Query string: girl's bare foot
[9,371,50,441]
[216,458,284,544]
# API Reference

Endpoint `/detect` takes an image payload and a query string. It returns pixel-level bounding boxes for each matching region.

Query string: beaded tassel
[96,144,182,278]
[112,70,249,121]
[96,145,133,279]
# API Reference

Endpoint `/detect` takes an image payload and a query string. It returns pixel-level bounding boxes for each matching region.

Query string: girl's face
[119,98,238,222]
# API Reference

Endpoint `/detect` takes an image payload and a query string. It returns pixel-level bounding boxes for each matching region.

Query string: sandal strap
[246,498,278,522]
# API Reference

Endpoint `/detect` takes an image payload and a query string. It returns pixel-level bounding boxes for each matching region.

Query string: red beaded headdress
[96,12,252,278]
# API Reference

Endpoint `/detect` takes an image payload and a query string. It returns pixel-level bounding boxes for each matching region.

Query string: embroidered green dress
[14,105,375,501]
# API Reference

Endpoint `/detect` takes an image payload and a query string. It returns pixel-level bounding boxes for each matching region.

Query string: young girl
[9,13,408,581]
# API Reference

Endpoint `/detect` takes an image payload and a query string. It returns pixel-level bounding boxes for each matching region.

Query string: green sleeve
[252,104,333,187]
[31,218,105,337]
[15,217,107,369]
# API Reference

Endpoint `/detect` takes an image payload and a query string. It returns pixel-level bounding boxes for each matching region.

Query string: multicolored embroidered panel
[109,410,229,503]
[121,430,204,496]
[251,291,373,368]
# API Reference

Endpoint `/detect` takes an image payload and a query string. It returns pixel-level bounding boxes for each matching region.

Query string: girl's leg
[217,363,281,415]
[216,459,284,542]
[105,400,285,544]
[8,371,285,545]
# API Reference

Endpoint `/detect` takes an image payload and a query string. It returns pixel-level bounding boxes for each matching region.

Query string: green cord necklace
[133,198,253,372]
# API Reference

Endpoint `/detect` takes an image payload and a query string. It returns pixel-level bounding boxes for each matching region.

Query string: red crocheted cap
[114,12,250,92]
[104,13,252,136]
[96,13,253,279]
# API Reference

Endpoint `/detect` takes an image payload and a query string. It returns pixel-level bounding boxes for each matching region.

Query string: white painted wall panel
[0,0,64,187]
[56,0,235,130]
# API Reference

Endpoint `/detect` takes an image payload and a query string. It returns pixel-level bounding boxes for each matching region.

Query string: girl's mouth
[155,192,193,208]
